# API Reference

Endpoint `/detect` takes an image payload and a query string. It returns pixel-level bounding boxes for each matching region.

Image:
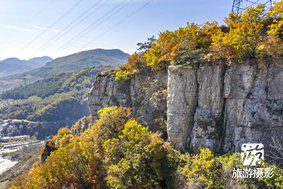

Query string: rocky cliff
[89,69,168,134]
[88,60,283,158]
[167,60,283,156]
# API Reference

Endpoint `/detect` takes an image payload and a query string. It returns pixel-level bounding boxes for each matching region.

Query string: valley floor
[0,134,44,184]
[0,156,17,174]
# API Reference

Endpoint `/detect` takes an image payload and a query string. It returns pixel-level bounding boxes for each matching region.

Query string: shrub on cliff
[178,148,283,188]
[115,52,147,80]
[115,1,283,80]
[208,2,283,63]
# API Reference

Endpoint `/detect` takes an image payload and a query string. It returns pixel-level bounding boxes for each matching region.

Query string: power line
[54,0,133,53]
[17,0,84,54]
[38,0,107,51]
[5,0,54,45]
[38,0,105,51]
[55,0,132,52]
[81,0,153,50]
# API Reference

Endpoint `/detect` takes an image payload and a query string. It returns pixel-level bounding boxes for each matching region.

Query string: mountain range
[0,48,129,139]
[0,49,129,91]
[0,56,52,78]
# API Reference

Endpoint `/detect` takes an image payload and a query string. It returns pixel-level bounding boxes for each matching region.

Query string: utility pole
[232,0,272,14]
[23,74,27,87]
[23,74,28,99]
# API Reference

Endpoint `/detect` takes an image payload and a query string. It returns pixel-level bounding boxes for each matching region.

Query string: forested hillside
[0,65,113,138]
[0,49,128,91]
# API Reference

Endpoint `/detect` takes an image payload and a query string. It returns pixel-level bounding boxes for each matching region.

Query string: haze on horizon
[0,0,233,60]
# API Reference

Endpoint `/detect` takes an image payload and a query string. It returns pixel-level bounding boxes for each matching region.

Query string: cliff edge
[89,59,283,161]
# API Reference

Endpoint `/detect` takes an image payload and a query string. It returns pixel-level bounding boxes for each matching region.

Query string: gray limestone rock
[167,65,197,151]
[88,69,167,132]
[88,59,283,159]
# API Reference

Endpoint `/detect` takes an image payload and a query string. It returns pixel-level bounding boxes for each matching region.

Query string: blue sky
[0,0,234,60]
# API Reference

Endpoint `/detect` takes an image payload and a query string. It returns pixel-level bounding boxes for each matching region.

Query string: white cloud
[0,24,35,32]
[27,24,59,33]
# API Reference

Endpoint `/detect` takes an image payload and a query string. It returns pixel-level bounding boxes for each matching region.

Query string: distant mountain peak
[1,57,22,63]
[0,56,53,78]
[28,56,53,61]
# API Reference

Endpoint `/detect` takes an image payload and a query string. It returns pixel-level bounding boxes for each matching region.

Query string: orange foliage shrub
[115,1,283,80]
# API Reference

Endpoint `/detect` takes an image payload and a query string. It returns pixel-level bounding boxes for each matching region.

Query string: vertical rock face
[167,60,283,155]
[89,70,167,132]
[168,63,226,152]
[223,61,283,153]
[190,63,225,153]
[88,70,132,120]
[167,66,197,151]
[88,59,283,155]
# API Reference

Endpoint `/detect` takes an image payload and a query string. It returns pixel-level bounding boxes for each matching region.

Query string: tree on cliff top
[115,1,283,80]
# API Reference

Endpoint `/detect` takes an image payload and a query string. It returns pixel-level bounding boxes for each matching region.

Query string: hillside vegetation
[0,66,113,138]
[116,2,283,80]
[1,65,112,101]
[0,49,128,91]
[1,72,70,100]
[9,107,283,188]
